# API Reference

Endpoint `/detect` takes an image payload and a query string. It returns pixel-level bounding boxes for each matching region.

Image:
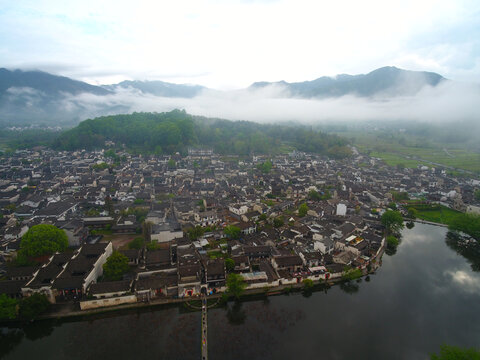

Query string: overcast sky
[1,0,479,89]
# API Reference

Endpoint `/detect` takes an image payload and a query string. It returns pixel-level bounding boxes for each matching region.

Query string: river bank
[4,224,479,360]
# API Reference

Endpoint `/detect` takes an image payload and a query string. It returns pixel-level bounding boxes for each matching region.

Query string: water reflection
[2,224,480,360]
[0,329,23,359]
[446,231,480,272]
[226,301,246,325]
[23,320,55,341]
[339,281,360,294]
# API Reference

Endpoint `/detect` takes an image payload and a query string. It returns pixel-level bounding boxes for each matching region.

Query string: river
[2,223,480,360]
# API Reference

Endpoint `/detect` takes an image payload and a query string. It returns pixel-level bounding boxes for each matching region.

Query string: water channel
[2,223,480,359]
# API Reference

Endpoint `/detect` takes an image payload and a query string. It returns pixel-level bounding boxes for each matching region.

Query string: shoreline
[1,261,383,325]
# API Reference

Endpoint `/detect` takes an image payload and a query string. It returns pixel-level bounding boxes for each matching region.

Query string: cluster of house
[0,146,479,309]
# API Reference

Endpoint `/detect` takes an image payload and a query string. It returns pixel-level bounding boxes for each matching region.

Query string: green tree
[128,237,144,250]
[104,195,114,216]
[259,213,267,221]
[103,251,130,281]
[226,273,247,299]
[224,225,241,239]
[19,224,68,259]
[387,202,397,210]
[0,294,18,320]
[308,189,321,201]
[298,203,309,217]
[18,293,50,320]
[303,278,314,289]
[146,242,161,251]
[386,235,399,247]
[257,160,273,174]
[407,207,418,219]
[430,344,480,360]
[449,213,480,240]
[188,225,205,240]
[475,189,480,201]
[381,210,404,235]
[167,159,176,169]
[273,217,284,228]
[225,258,235,273]
[342,266,363,281]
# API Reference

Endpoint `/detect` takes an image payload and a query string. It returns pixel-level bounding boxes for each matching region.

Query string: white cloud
[1,0,480,89]
[444,269,480,294]
[52,79,480,124]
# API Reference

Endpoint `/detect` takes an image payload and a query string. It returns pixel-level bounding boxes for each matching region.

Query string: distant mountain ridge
[249,66,446,97]
[0,66,448,126]
[0,68,110,96]
[103,80,205,98]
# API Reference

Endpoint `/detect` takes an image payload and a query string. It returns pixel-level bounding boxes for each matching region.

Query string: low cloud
[3,80,480,128]
[444,269,480,294]
[59,80,480,124]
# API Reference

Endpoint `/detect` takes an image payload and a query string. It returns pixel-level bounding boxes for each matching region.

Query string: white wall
[80,295,137,310]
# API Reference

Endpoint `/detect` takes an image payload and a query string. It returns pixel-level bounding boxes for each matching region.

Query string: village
[0,145,479,313]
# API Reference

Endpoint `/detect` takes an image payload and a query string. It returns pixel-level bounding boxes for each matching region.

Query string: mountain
[249,66,446,98]
[0,68,110,96]
[0,68,115,127]
[0,66,448,127]
[103,80,205,98]
[53,110,351,158]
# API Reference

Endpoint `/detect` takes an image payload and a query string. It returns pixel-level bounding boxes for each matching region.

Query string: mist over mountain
[0,68,110,96]
[250,66,446,98]
[0,66,476,128]
[103,80,206,98]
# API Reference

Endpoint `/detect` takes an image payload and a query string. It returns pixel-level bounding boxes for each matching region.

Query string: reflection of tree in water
[339,281,360,295]
[385,234,403,256]
[62,309,199,360]
[0,328,24,358]
[385,246,397,256]
[446,231,480,272]
[226,301,246,325]
[210,301,306,359]
[23,319,55,341]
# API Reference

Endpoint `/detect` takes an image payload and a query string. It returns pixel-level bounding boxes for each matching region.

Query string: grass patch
[207,250,225,259]
[408,204,461,225]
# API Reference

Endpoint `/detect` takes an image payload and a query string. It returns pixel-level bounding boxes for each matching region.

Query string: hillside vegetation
[53,110,351,157]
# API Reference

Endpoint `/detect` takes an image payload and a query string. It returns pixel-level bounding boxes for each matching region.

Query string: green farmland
[408,204,462,226]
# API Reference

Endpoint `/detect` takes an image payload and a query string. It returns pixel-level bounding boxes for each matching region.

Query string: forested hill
[53,110,351,158]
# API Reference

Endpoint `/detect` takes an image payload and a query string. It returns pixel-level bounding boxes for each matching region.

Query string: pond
[2,223,480,359]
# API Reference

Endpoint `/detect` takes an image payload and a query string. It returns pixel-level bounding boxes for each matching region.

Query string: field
[337,130,480,173]
[408,204,462,226]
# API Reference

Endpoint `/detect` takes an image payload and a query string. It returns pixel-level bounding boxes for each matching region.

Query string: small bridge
[201,294,208,360]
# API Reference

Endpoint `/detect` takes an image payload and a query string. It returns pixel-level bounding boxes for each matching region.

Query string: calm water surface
[2,224,480,360]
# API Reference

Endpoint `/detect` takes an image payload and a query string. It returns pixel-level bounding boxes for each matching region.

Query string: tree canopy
[18,293,50,320]
[224,225,241,239]
[187,225,205,240]
[448,213,480,240]
[128,237,144,250]
[226,273,247,299]
[225,258,235,273]
[19,224,68,259]
[53,110,351,158]
[381,210,404,235]
[342,266,363,282]
[257,160,273,173]
[475,189,480,201]
[0,294,18,320]
[430,344,480,360]
[298,203,309,217]
[103,251,130,281]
